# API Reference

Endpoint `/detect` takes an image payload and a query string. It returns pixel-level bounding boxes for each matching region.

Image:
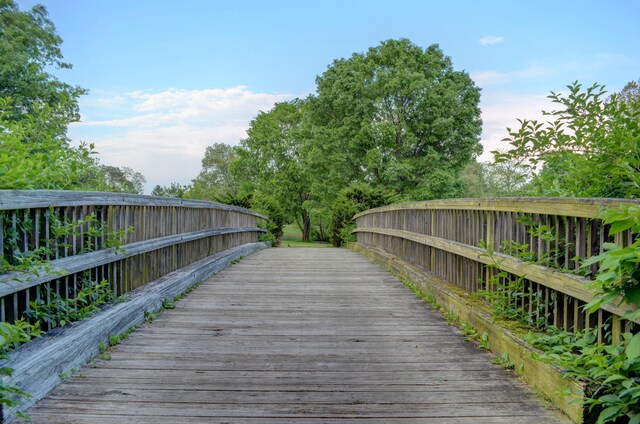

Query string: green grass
[281,224,302,241]
[280,224,333,248]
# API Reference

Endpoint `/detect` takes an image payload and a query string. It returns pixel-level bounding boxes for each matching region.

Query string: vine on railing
[476,206,640,423]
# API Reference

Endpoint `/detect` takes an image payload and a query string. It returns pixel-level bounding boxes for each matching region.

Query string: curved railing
[0,190,266,328]
[353,197,640,343]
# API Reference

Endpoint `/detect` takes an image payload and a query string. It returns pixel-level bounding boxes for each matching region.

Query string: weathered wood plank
[353,197,640,220]
[25,248,569,424]
[0,227,265,297]
[2,242,269,423]
[355,226,637,321]
[0,190,265,217]
[350,243,585,422]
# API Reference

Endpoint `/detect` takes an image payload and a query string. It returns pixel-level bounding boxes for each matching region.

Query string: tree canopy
[0,0,85,124]
[210,39,483,243]
[309,39,482,201]
[0,0,146,193]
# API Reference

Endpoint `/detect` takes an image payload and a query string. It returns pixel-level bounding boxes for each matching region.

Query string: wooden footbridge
[1,191,638,423]
[27,247,566,423]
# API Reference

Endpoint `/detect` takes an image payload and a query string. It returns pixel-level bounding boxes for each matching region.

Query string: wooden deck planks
[26,248,569,423]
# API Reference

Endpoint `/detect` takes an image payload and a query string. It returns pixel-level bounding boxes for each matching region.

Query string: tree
[619,79,639,108]
[188,142,238,201]
[0,0,85,125]
[0,96,96,189]
[0,1,98,190]
[308,39,482,203]
[231,100,315,241]
[494,82,640,198]
[0,1,148,193]
[151,182,189,198]
[330,183,397,246]
[98,166,146,194]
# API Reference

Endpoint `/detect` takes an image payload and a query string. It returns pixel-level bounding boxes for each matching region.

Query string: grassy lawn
[279,223,333,248]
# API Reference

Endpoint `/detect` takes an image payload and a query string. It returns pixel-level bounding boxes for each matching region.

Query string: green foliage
[0,318,42,410]
[25,278,116,330]
[459,158,531,197]
[95,165,146,194]
[151,182,190,198]
[231,100,314,240]
[161,298,176,310]
[258,231,276,244]
[330,183,397,246]
[582,205,640,320]
[98,340,106,354]
[495,82,640,198]
[108,324,139,347]
[1,209,132,278]
[461,323,490,350]
[0,0,85,124]
[478,206,640,423]
[309,38,482,203]
[0,1,102,191]
[144,310,158,323]
[527,328,640,423]
[0,1,147,192]
[223,39,482,241]
[188,142,239,201]
[0,96,99,190]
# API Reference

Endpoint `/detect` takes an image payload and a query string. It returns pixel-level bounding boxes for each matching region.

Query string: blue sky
[17,0,640,192]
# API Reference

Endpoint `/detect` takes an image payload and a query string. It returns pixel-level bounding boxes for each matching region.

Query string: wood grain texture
[0,227,265,297]
[353,227,637,321]
[349,242,585,422]
[0,190,265,218]
[3,242,269,423]
[353,197,640,220]
[26,248,569,424]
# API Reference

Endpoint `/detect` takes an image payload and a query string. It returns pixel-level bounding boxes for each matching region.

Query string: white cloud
[69,86,298,192]
[478,91,552,161]
[471,65,552,87]
[479,35,504,46]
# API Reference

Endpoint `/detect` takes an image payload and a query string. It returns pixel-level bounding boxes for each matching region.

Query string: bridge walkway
[27,248,568,423]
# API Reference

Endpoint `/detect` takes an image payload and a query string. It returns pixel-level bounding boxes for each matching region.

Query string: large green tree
[308,39,482,202]
[231,100,315,240]
[0,0,98,190]
[0,0,85,125]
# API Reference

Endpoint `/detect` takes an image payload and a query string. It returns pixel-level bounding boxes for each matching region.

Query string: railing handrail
[0,226,265,298]
[353,197,640,219]
[0,190,266,218]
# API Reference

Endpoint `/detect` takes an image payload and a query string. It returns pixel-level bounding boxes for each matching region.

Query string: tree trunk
[301,210,311,242]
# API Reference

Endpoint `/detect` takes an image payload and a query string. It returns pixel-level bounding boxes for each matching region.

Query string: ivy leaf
[624,285,640,307]
[597,405,624,424]
[609,218,637,235]
[625,332,640,361]
[584,292,619,314]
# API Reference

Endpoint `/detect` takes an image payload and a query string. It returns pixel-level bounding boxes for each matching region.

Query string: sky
[16,0,640,193]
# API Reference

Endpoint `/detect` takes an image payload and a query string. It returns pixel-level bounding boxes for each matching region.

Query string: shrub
[330,183,397,246]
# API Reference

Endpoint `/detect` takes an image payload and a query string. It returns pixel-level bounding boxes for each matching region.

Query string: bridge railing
[0,190,266,330]
[353,198,639,343]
